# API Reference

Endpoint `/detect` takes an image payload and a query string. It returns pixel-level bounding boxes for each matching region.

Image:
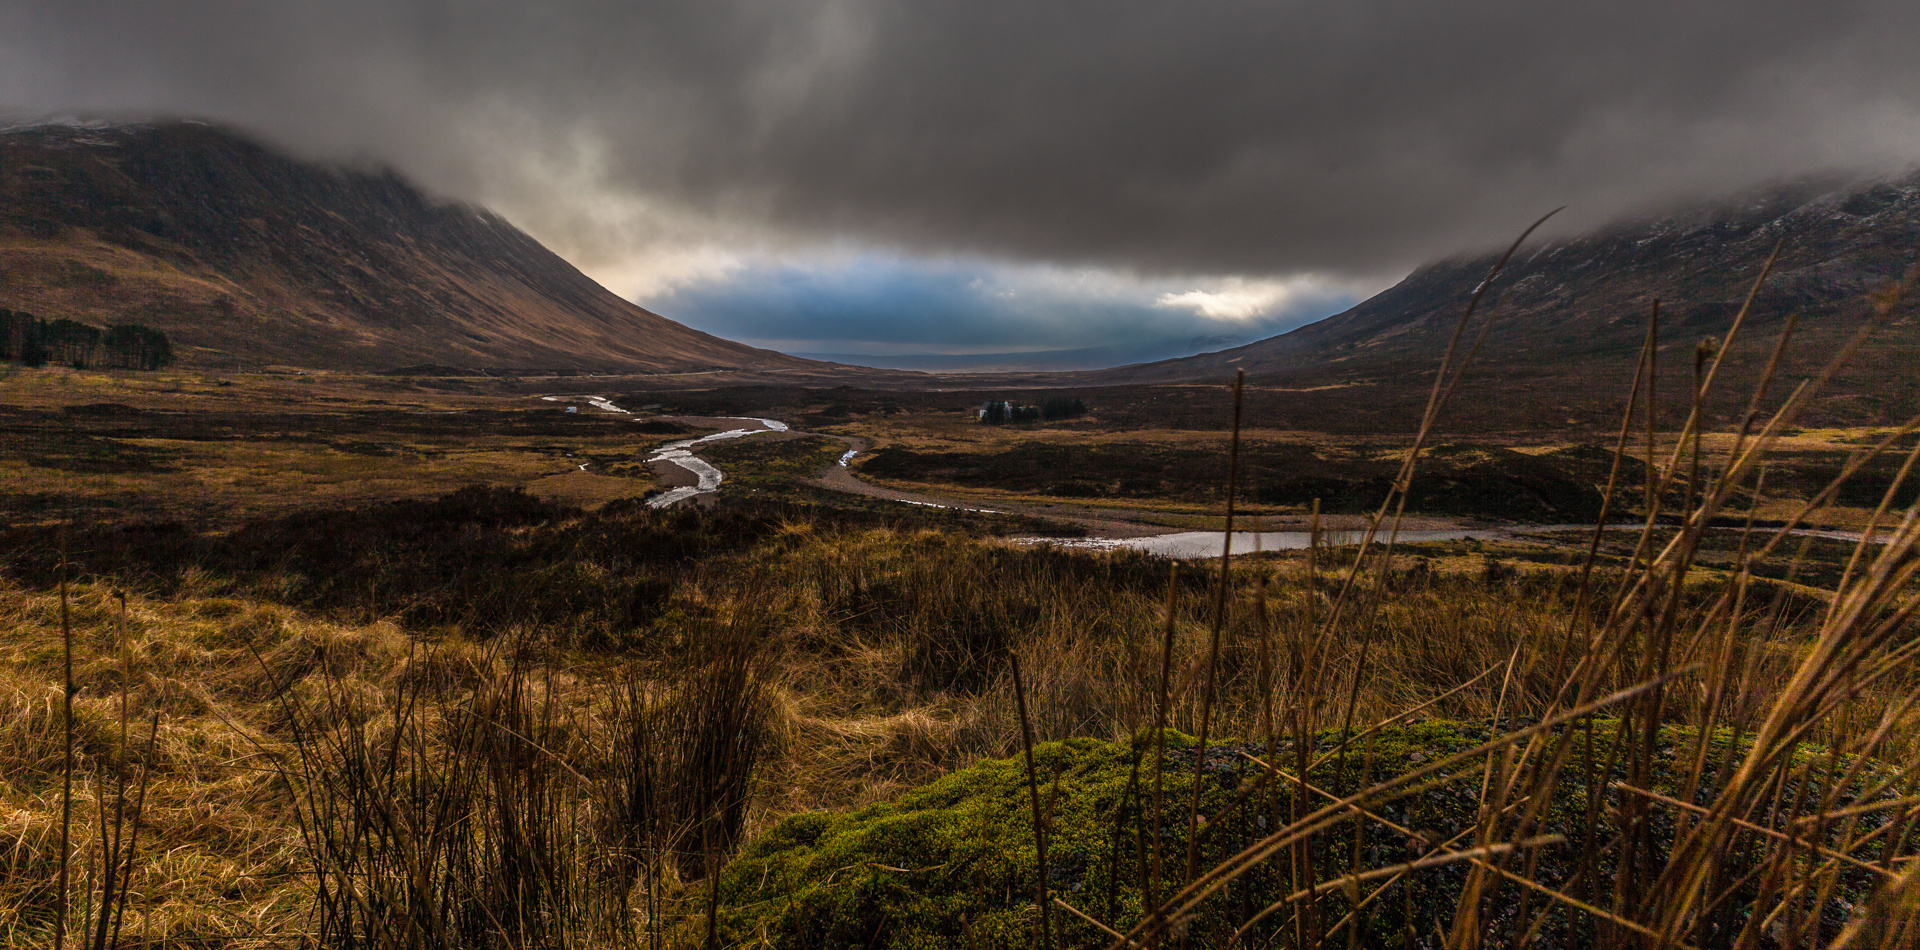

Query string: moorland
[4,121,1920,948]
[5,336,1920,948]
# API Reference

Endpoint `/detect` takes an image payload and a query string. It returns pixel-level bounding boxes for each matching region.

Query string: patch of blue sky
[640,252,1366,370]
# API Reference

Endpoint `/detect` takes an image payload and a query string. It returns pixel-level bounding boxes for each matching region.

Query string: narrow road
[805,434,1191,537]
[813,437,1001,514]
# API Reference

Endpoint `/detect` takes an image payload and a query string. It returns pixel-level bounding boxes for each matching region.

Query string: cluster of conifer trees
[0,307,174,370]
[979,396,1087,424]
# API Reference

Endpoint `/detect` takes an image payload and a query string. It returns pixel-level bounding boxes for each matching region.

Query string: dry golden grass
[0,368,690,524]
[0,581,374,946]
[3,512,1903,946]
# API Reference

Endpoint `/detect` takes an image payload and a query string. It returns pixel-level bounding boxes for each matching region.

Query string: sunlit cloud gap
[635,254,1369,371]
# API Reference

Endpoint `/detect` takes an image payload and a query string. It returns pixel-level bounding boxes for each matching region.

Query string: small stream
[543,395,793,509]
[644,417,789,508]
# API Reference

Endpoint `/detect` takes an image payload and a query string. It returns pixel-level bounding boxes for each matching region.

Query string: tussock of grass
[717,724,1898,948]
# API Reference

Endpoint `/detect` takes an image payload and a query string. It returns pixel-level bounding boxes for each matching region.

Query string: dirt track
[801,435,1194,537]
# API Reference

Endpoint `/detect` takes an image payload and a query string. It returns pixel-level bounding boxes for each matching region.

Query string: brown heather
[3,240,1919,946]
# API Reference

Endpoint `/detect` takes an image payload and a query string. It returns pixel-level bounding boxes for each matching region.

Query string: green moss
[718,722,1891,949]
[721,736,1149,948]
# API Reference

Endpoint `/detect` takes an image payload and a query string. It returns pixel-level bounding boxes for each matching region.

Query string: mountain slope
[1096,173,1920,412]
[0,121,816,373]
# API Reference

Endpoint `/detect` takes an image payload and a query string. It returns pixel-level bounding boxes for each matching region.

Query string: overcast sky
[6,1,1919,367]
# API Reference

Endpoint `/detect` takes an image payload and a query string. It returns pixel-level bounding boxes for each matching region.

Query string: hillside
[0,121,819,374]
[1088,172,1920,425]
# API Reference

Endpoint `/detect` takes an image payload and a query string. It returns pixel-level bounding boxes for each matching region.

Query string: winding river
[644,417,789,508]
[553,399,1887,554]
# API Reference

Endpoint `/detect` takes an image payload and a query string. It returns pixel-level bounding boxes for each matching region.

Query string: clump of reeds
[608,618,776,948]
[255,611,778,950]
[13,544,160,950]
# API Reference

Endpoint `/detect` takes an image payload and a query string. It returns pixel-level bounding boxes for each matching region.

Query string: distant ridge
[1092,172,1920,408]
[0,121,821,373]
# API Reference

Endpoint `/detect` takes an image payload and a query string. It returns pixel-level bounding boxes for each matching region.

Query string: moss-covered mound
[717,723,1886,949]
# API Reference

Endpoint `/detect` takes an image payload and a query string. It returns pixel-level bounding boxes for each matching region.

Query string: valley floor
[3,365,1918,946]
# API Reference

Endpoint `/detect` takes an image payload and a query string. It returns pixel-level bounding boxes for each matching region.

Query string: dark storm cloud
[6,0,1920,278]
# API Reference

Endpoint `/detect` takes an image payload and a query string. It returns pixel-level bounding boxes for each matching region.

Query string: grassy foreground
[1,480,1916,946]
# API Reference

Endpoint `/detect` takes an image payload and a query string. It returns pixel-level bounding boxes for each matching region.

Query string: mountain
[0,121,819,373]
[1092,173,1920,424]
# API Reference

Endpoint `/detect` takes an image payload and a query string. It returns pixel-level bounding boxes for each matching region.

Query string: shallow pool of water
[1021,523,1886,558]
[1028,527,1529,558]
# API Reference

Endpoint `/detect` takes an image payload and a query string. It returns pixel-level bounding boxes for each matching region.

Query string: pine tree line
[978,396,1087,424]
[0,308,174,370]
